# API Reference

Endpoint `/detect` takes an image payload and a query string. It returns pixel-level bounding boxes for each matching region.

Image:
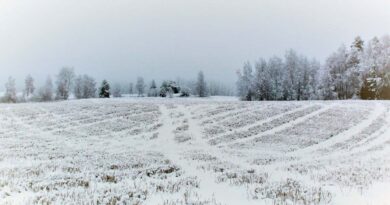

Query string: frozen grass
[1,98,390,204]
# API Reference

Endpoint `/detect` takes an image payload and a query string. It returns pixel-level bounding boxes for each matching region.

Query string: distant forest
[237,35,390,101]
[1,68,234,103]
[2,35,390,103]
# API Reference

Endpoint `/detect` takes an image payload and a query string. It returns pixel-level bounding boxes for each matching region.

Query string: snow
[0,98,390,205]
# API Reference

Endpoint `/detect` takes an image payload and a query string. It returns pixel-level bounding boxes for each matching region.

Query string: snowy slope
[0,98,389,205]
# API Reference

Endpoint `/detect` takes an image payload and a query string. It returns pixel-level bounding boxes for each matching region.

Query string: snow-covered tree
[4,76,17,103]
[24,74,35,99]
[74,75,96,99]
[360,69,380,99]
[346,36,365,98]
[196,71,208,97]
[179,86,191,97]
[208,81,235,96]
[237,62,254,101]
[324,45,349,99]
[55,67,75,100]
[39,76,54,102]
[128,83,134,95]
[135,77,145,97]
[267,56,284,100]
[237,50,321,101]
[304,59,320,100]
[253,58,271,100]
[148,80,158,97]
[159,81,173,97]
[283,49,301,100]
[82,75,97,98]
[74,76,83,99]
[99,80,110,98]
[112,84,122,98]
[318,71,337,100]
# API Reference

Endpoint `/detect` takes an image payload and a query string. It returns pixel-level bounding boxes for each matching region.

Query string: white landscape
[2,1,390,204]
[1,98,390,205]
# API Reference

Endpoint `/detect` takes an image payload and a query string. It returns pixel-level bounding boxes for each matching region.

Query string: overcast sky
[1,0,390,89]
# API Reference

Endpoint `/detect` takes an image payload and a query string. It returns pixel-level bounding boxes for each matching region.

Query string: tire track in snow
[222,104,333,147]
[208,103,314,141]
[289,102,386,158]
[199,104,263,125]
[149,105,259,205]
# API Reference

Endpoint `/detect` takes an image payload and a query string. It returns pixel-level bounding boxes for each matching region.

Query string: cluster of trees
[130,71,209,98]
[322,35,390,100]
[1,67,97,103]
[237,35,390,101]
[237,50,319,101]
[1,69,213,103]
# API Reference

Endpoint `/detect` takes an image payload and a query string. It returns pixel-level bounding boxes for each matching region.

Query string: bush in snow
[159,81,180,97]
[159,81,176,97]
[180,87,191,97]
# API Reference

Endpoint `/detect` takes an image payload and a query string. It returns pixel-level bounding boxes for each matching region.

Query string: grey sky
[1,0,389,89]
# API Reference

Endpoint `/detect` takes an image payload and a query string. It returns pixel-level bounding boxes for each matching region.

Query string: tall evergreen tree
[196,71,208,97]
[135,77,145,97]
[99,80,110,98]
[148,80,158,97]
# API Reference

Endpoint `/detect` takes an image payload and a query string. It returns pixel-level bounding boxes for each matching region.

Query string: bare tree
[112,84,122,98]
[39,76,54,102]
[74,75,96,99]
[129,83,134,95]
[4,76,17,103]
[24,74,35,98]
[74,76,84,99]
[55,67,75,100]
[82,75,97,98]
[135,77,145,96]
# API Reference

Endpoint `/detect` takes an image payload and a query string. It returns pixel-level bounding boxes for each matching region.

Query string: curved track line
[209,103,316,141]
[149,105,258,205]
[289,102,386,157]
[222,104,333,147]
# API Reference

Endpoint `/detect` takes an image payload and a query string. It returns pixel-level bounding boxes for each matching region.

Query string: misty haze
[1,0,390,205]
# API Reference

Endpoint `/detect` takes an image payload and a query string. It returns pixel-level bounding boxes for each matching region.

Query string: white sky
[1,0,390,89]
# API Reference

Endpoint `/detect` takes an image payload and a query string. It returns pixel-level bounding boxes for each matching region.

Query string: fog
[1,0,389,89]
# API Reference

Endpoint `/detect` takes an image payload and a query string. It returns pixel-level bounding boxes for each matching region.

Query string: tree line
[237,35,390,101]
[1,69,218,103]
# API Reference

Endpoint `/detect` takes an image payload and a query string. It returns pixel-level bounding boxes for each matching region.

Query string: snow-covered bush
[180,87,191,97]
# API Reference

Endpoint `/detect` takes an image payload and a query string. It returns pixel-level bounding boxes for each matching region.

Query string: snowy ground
[1,98,390,205]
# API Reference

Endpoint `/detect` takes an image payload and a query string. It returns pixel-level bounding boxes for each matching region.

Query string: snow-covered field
[1,98,390,205]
